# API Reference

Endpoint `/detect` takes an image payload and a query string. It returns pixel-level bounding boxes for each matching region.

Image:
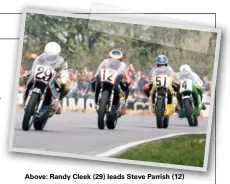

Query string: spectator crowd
[18,63,212,105]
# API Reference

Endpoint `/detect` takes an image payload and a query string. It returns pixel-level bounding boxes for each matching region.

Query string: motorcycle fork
[35,88,47,115]
[24,91,32,110]
[98,84,103,105]
[165,92,168,113]
[24,83,37,109]
[154,91,157,111]
[108,87,114,112]
[155,91,167,114]
[24,81,39,110]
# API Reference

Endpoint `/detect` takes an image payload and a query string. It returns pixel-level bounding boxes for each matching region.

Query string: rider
[24,42,70,114]
[143,55,180,97]
[91,49,130,116]
[177,64,206,117]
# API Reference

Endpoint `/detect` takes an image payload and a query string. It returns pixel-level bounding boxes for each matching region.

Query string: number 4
[182,81,187,89]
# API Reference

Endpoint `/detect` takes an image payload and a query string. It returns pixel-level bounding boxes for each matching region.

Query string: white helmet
[179,64,192,73]
[44,42,61,55]
[179,64,192,78]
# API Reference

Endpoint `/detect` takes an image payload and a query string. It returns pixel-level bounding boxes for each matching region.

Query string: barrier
[16,93,210,118]
[17,93,150,111]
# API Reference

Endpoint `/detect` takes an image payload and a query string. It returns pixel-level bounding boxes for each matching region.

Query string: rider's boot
[196,87,206,110]
[202,104,206,110]
[49,97,59,114]
[118,92,127,117]
[55,103,62,114]
[175,93,185,118]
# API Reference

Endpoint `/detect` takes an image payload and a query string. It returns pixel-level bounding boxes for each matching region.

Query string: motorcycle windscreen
[33,53,58,69]
[103,59,125,73]
[151,66,174,77]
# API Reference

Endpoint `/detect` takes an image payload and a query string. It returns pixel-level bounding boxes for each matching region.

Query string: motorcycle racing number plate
[101,69,117,84]
[155,75,170,88]
[180,79,193,92]
[34,65,53,83]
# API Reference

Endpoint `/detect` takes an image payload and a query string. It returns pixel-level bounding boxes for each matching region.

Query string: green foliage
[22,13,217,77]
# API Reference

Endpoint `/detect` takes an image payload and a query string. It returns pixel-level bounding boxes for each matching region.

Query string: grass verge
[115,134,206,167]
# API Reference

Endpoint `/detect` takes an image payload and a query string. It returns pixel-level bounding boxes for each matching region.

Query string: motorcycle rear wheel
[107,119,117,130]
[156,98,165,129]
[22,92,40,131]
[163,117,169,128]
[183,98,198,127]
[98,90,109,130]
[33,119,48,131]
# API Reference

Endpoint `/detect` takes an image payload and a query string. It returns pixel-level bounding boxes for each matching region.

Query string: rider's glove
[119,92,125,98]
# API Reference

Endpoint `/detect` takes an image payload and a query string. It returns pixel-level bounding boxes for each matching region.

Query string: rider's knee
[62,83,70,97]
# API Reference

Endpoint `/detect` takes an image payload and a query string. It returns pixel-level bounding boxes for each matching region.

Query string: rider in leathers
[24,42,70,114]
[91,50,130,116]
[176,64,206,117]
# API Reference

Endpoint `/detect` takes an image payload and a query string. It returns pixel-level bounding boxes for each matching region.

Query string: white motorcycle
[22,54,61,131]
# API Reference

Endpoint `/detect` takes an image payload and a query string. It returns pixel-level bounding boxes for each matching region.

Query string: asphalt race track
[12,110,208,156]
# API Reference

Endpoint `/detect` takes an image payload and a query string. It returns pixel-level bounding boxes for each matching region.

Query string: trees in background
[22,13,217,77]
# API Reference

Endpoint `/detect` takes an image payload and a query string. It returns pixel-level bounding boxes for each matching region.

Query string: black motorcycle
[95,59,126,130]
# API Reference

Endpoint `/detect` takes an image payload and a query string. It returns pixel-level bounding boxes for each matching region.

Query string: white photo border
[8,8,221,172]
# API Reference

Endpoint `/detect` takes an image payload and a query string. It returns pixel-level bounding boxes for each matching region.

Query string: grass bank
[115,134,206,167]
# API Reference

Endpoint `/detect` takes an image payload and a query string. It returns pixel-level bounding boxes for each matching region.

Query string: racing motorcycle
[22,55,60,131]
[178,75,198,127]
[95,59,126,130]
[150,67,177,129]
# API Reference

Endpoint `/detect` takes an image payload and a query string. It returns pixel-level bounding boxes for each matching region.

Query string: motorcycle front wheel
[22,92,40,131]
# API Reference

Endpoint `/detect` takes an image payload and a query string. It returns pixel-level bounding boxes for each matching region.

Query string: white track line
[96,132,206,157]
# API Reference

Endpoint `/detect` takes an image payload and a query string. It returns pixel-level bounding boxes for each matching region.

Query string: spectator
[129,64,136,75]
[137,73,146,91]
[20,65,25,77]
[203,76,211,104]
[134,71,142,88]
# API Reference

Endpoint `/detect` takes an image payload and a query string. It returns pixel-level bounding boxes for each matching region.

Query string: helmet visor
[111,50,122,56]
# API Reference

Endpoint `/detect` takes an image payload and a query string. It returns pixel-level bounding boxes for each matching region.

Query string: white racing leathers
[192,72,203,90]
[31,53,69,111]
[96,58,127,75]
